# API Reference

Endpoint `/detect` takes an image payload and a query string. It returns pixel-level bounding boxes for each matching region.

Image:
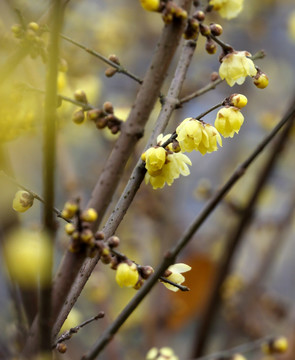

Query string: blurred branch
[52,312,105,348]
[190,335,273,360]
[192,97,295,358]
[0,171,71,223]
[60,33,143,84]
[39,0,66,356]
[82,97,295,359]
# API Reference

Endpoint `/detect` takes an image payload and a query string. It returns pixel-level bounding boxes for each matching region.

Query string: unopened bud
[74,90,88,104]
[95,231,105,240]
[88,109,103,121]
[105,67,117,77]
[140,265,154,279]
[81,208,98,222]
[108,54,120,65]
[107,236,120,248]
[103,101,114,114]
[95,117,108,129]
[205,38,217,54]
[200,24,211,36]
[28,22,39,32]
[229,94,248,109]
[193,10,205,22]
[57,343,67,353]
[253,71,269,89]
[72,109,85,125]
[210,72,219,81]
[210,23,223,36]
[65,223,75,235]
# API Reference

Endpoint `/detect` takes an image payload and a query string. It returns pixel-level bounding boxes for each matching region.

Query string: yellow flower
[12,190,34,212]
[142,146,167,176]
[4,228,51,288]
[214,106,244,138]
[140,0,160,12]
[161,263,191,292]
[116,262,139,288]
[219,51,257,87]
[80,208,98,222]
[229,94,248,108]
[146,347,179,360]
[144,151,191,189]
[209,0,244,20]
[262,337,288,355]
[176,118,222,155]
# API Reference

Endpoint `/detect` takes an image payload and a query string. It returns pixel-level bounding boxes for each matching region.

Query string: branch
[60,33,143,84]
[52,312,105,348]
[191,98,295,358]
[179,78,223,105]
[39,0,65,355]
[82,97,295,360]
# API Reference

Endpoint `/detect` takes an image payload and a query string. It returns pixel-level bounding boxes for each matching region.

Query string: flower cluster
[176,118,222,155]
[142,134,192,190]
[209,0,244,20]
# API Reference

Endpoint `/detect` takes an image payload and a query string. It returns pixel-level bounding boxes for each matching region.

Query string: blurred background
[0,0,295,359]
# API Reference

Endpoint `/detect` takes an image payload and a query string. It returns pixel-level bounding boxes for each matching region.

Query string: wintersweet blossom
[209,0,244,20]
[140,0,160,12]
[161,263,191,292]
[115,262,139,288]
[219,51,257,87]
[143,134,192,189]
[215,106,244,138]
[12,190,34,213]
[146,347,179,360]
[176,118,222,155]
[262,337,288,355]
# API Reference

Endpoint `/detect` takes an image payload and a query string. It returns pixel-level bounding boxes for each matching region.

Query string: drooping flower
[140,0,160,12]
[143,134,192,190]
[176,118,222,155]
[161,263,191,292]
[146,347,179,360]
[115,262,139,288]
[209,0,244,20]
[219,51,257,87]
[12,190,34,213]
[215,106,244,138]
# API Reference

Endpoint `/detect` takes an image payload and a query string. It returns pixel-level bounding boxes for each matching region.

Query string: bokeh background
[0,0,295,359]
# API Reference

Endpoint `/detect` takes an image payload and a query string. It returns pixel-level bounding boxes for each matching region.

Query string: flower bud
[95,231,105,240]
[105,67,117,77]
[107,236,120,248]
[62,201,78,219]
[103,101,114,114]
[74,90,88,104]
[210,23,223,36]
[11,24,23,38]
[211,71,219,81]
[65,223,75,235]
[262,336,288,354]
[28,22,39,32]
[108,54,120,65]
[140,265,154,279]
[116,262,139,288]
[81,208,98,222]
[57,343,67,353]
[88,109,103,121]
[253,71,269,89]
[205,38,217,54]
[200,24,211,36]
[81,229,94,244]
[13,190,34,212]
[229,94,248,109]
[193,10,205,22]
[95,117,108,129]
[72,109,85,125]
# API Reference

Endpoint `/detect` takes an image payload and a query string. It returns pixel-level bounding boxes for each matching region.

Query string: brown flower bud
[193,10,205,22]
[74,89,88,104]
[88,109,103,121]
[72,109,85,125]
[105,67,117,78]
[57,343,67,353]
[200,24,211,36]
[108,54,120,65]
[103,101,114,114]
[205,38,217,54]
[210,23,223,36]
[107,236,120,248]
[140,265,154,279]
[95,231,105,240]
[210,71,219,81]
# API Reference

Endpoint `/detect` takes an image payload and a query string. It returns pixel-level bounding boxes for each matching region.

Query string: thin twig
[179,78,224,105]
[0,171,71,223]
[60,33,143,84]
[53,312,105,348]
[82,98,295,360]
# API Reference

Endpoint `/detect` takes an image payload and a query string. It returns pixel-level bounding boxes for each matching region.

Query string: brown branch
[179,78,223,105]
[81,97,295,360]
[52,312,105,348]
[191,97,295,358]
